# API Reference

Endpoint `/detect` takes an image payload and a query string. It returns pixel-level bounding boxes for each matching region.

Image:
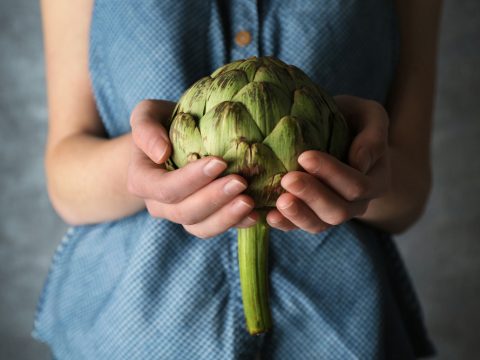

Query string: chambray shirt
[33,0,435,359]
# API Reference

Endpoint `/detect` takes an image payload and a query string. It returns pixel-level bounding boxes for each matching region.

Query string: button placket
[230,0,259,60]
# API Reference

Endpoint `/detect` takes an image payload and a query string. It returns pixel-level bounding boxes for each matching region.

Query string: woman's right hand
[127,100,258,239]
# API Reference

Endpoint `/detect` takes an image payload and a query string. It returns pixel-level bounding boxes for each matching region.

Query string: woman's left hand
[266,95,391,233]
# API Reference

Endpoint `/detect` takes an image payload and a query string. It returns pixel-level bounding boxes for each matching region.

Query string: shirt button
[235,30,252,47]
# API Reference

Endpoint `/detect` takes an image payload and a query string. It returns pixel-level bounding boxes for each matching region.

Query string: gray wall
[0,1,478,359]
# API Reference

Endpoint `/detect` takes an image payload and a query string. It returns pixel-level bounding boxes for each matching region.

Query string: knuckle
[126,174,142,197]
[169,206,184,223]
[172,206,198,225]
[155,187,179,204]
[152,179,181,204]
[210,198,221,209]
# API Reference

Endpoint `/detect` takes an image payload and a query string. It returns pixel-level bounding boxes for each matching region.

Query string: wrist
[354,146,431,234]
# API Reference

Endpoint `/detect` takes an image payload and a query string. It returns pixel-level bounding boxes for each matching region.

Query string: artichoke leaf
[211,59,244,78]
[308,84,344,120]
[287,65,316,89]
[205,70,249,113]
[251,172,284,207]
[253,65,295,94]
[263,56,289,70]
[223,142,286,208]
[236,57,261,82]
[233,82,291,136]
[291,88,331,149]
[199,102,263,157]
[262,116,307,172]
[169,113,205,167]
[177,77,212,120]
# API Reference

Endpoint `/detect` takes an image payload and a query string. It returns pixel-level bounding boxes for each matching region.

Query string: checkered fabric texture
[33,0,435,358]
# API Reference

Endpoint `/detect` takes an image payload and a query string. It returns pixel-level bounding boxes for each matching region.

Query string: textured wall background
[0,1,478,359]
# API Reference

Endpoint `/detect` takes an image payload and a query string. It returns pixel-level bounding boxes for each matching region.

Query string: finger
[235,211,259,228]
[130,99,176,164]
[159,175,249,224]
[276,193,330,234]
[128,152,227,203]
[334,95,389,174]
[281,171,368,225]
[266,209,298,231]
[183,195,255,239]
[298,150,387,201]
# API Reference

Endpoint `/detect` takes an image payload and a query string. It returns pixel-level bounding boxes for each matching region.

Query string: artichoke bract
[166,56,350,335]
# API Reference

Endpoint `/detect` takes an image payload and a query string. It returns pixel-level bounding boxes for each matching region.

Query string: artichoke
[166,56,350,335]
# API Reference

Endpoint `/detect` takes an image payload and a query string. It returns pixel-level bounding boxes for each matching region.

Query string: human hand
[127,100,258,239]
[266,95,391,233]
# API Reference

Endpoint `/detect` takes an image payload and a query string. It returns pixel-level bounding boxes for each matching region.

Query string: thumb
[130,100,175,164]
[334,97,388,174]
[348,121,388,174]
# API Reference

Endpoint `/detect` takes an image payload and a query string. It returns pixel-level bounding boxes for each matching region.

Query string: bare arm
[358,0,442,233]
[266,0,442,235]
[42,0,256,233]
[41,0,146,224]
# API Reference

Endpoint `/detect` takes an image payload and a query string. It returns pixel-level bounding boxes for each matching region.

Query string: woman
[34,0,440,358]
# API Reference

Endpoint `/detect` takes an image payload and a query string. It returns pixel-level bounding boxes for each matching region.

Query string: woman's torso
[33,1,434,359]
[89,0,398,137]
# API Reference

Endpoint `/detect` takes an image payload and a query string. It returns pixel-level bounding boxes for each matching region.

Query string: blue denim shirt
[33,1,434,359]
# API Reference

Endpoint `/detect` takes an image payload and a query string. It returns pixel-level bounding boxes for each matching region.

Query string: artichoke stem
[237,211,272,335]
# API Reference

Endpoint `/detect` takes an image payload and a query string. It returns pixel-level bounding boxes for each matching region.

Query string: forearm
[46,132,145,225]
[356,64,435,233]
[356,0,441,234]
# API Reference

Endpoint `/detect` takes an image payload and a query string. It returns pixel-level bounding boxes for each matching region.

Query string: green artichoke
[166,56,350,335]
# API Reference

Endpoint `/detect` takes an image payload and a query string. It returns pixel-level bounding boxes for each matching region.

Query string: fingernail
[153,146,168,164]
[269,216,281,224]
[298,152,315,165]
[243,215,257,226]
[282,177,305,193]
[203,159,227,177]
[160,130,170,143]
[224,179,247,195]
[278,200,297,215]
[357,148,372,174]
[232,199,253,213]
